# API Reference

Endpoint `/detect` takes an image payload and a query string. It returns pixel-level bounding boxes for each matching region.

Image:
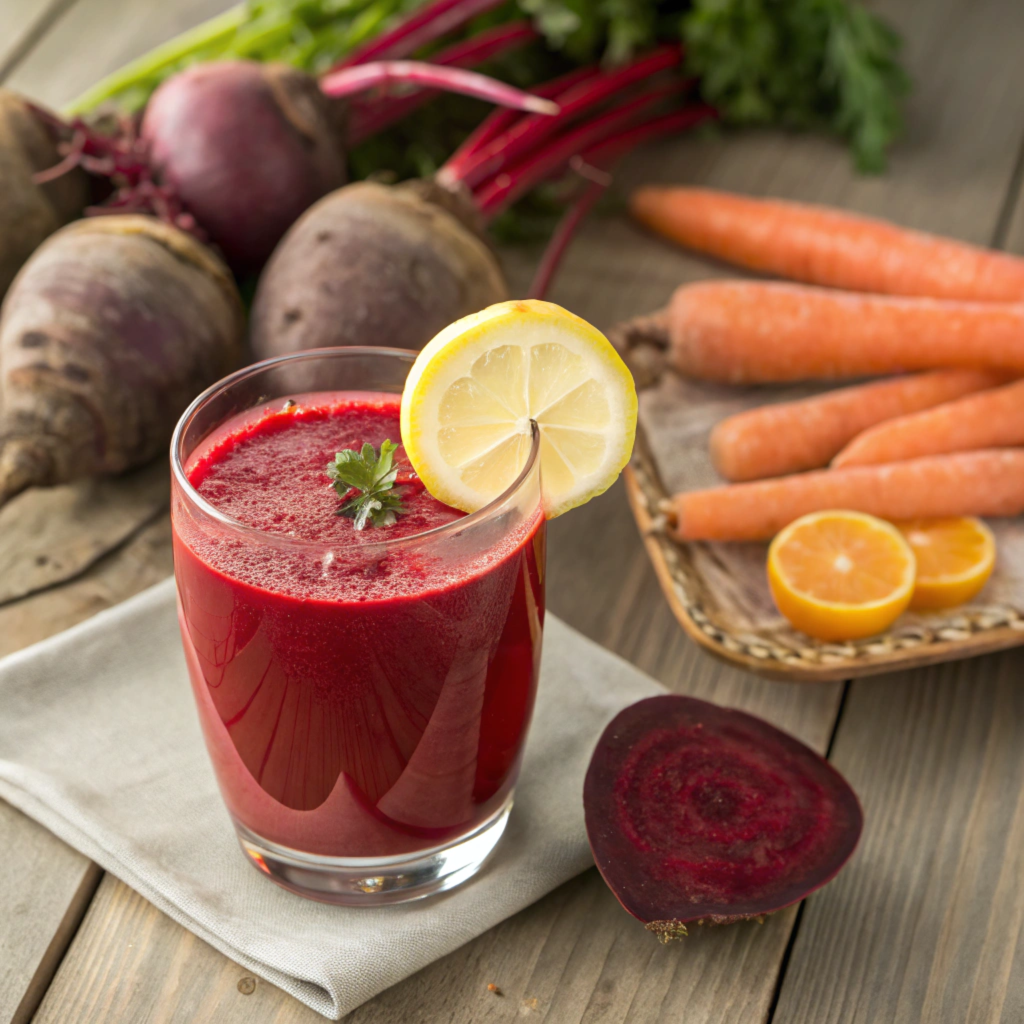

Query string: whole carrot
[834,379,1024,468]
[670,281,1024,383]
[710,370,1007,482]
[670,450,1024,542]
[630,187,1024,302]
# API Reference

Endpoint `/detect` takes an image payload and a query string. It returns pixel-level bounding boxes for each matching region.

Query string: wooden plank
[773,651,1024,1024]
[0,515,172,1024]
[0,805,100,1024]
[4,0,236,108]
[0,460,169,606]
[0,0,77,83]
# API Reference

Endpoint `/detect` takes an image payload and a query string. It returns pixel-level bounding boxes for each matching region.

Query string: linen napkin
[0,577,662,1019]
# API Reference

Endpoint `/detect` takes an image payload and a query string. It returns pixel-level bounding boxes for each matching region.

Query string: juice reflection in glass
[170,349,545,904]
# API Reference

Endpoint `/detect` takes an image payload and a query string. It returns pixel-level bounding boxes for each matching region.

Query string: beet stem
[441,67,600,179]
[337,0,508,68]
[443,45,683,191]
[321,60,559,114]
[580,105,717,167]
[526,106,717,297]
[347,22,539,144]
[474,81,691,219]
[528,179,607,301]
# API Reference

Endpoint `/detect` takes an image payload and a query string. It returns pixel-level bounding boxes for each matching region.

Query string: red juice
[172,392,545,857]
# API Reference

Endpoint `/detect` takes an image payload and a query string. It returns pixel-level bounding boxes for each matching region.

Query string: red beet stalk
[527,106,718,299]
[321,60,558,114]
[336,0,509,68]
[471,81,693,218]
[527,179,608,300]
[582,105,717,166]
[440,45,683,190]
[450,66,601,170]
[347,21,539,144]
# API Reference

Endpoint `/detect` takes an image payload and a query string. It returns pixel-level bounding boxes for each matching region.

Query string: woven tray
[611,313,1024,683]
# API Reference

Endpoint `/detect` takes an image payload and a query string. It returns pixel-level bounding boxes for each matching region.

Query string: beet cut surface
[584,695,862,941]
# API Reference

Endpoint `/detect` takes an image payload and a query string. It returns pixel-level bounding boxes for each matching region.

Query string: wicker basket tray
[612,314,1024,683]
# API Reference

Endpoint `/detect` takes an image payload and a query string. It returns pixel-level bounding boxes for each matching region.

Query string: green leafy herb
[682,0,909,172]
[326,439,407,529]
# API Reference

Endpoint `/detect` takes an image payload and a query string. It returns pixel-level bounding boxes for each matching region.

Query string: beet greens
[66,0,909,173]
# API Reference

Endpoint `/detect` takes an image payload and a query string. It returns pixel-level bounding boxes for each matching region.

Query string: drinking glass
[171,349,545,904]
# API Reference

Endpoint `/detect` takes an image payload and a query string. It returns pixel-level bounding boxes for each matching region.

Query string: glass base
[233,796,513,905]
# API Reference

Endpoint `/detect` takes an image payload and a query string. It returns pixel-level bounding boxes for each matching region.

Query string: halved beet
[584,695,862,941]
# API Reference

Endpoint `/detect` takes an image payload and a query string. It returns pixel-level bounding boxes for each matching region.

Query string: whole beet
[142,61,346,274]
[0,90,88,298]
[0,216,245,505]
[250,180,507,356]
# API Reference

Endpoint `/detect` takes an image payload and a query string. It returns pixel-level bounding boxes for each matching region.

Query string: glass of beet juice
[170,348,545,904]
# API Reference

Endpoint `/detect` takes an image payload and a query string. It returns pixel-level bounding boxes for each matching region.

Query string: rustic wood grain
[0,515,173,658]
[0,0,78,83]
[0,515,172,1024]
[773,651,1024,1024]
[0,460,169,606]
[4,0,236,108]
[0,805,100,1024]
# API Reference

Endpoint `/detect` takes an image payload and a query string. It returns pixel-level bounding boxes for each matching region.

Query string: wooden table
[2,1,1023,1021]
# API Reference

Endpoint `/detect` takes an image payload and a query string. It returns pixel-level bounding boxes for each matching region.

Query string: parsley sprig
[327,440,407,530]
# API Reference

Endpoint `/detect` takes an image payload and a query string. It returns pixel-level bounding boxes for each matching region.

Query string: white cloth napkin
[0,578,662,1019]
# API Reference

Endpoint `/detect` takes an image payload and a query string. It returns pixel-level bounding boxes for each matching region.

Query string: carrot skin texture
[834,378,1024,467]
[672,450,1024,542]
[710,370,1008,481]
[630,187,1024,302]
[670,281,1024,383]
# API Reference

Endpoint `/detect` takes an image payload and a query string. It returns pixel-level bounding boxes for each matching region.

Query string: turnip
[0,91,88,298]
[251,51,713,355]
[0,216,244,505]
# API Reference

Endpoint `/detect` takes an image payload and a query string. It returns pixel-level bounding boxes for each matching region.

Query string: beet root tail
[0,437,50,506]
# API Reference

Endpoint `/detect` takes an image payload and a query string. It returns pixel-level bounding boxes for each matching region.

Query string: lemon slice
[400,300,637,518]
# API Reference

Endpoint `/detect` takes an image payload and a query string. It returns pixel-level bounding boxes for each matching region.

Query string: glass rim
[170,346,543,551]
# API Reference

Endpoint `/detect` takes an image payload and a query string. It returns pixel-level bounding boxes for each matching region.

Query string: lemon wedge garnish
[400,300,637,518]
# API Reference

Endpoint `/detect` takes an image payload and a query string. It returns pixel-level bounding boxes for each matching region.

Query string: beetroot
[142,61,346,274]
[0,215,244,504]
[251,52,712,356]
[0,90,88,298]
[584,695,862,941]
[250,179,506,356]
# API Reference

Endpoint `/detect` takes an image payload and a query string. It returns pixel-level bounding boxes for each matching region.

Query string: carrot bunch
[628,187,1024,543]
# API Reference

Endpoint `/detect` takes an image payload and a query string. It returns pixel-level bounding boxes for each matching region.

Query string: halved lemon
[400,300,637,518]
[767,511,916,641]
[896,517,996,610]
